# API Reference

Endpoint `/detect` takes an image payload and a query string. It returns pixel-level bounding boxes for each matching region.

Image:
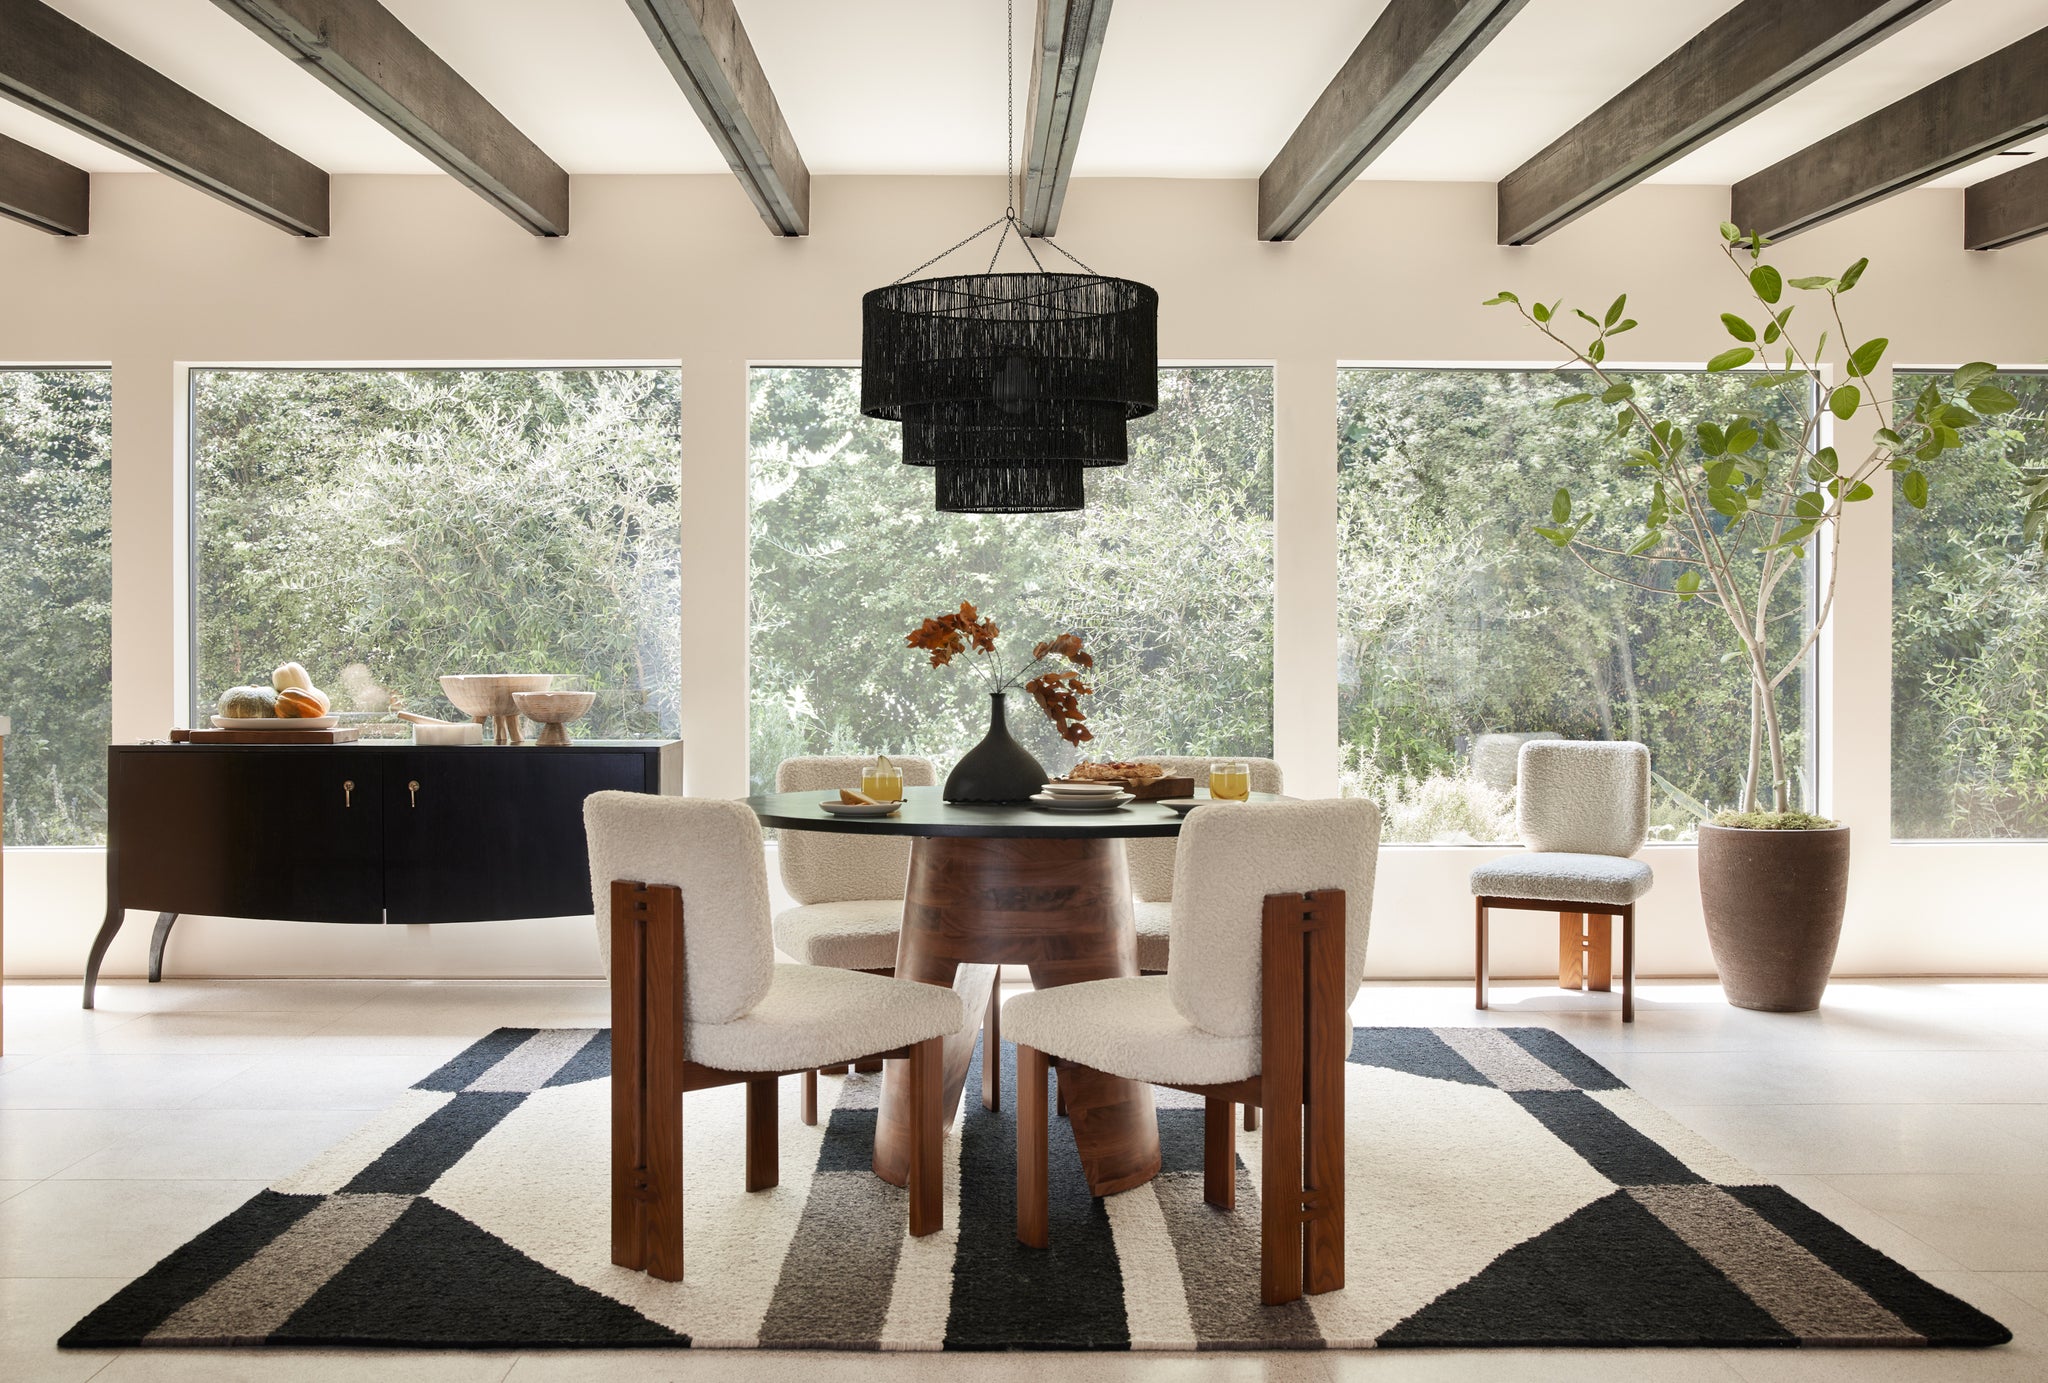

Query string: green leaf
[1483,291,1519,306]
[1829,384,1860,419]
[1551,487,1572,524]
[1760,420,1788,450]
[1574,308,1601,328]
[1707,347,1754,372]
[1533,525,1575,547]
[1847,337,1888,378]
[1605,294,1627,327]
[1809,447,1839,481]
[1875,427,1904,448]
[1610,318,1638,334]
[1725,423,1760,453]
[1720,221,1741,242]
[1722,313,1757,342]
[1676,570,1703,601]
[1749,265,1783,303]
[1697,422,1728,456]
[1843,480,1875,502]
[1552,392,1595,408]
[1788,275,1834,291]
[1531,301,1552,323]
[1951,361,1997,390]
[1935,404,1980,429]
[1915,434,1942,462]
[1601,382,1634,404]
[1763,322,1781,345]
[1968,383,2020,415]
[1588,339,1607,363]
[1838,257,1869,292]
[1795,491,1826,519]
[1710,488,1747,518]
[1901,471,1928,509]
[1626,532,1659,555]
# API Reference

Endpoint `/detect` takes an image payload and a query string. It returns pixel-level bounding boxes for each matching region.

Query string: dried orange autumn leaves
[906,601,1096,745]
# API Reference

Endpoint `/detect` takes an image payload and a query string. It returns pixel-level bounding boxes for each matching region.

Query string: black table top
[746,785,1282,839]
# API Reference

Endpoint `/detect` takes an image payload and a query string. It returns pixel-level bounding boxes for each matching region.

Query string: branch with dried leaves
[906,603,1098,745]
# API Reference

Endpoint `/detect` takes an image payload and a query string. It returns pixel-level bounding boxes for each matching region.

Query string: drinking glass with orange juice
[860,757,904,803]
[1209,761,1251,801]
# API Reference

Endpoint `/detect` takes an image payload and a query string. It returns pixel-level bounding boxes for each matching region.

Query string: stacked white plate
[1030,781,1134,811]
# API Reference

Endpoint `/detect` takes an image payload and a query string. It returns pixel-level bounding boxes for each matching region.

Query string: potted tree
[1486,224,2015,1011]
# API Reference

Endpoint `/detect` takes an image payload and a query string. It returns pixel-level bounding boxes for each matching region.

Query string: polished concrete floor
[3,974,2045,1382]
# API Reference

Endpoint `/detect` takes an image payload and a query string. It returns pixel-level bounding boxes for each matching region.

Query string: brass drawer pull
[409,779,420,808]
[343,779,354,808]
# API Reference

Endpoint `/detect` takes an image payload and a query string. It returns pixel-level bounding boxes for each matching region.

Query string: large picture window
[191,368,682,737]
[1338,368,1813,844]
[748,366,1274,795]
[1892,370,2048,839]
[0,369,113,846]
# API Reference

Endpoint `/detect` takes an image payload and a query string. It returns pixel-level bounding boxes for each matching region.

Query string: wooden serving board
[171,727,362,744]
[1056,775,1193,801]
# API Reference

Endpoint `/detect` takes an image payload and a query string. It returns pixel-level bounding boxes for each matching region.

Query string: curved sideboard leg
[82,903,127,1010]
[148,912,179,983]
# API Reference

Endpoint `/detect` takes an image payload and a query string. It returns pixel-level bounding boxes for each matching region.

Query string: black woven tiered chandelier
[859,2,1158,513]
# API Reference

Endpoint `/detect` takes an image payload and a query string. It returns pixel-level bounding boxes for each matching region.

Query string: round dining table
[745,784,1282,1197]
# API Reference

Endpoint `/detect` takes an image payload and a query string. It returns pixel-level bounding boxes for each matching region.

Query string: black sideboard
[83,739,683,1008]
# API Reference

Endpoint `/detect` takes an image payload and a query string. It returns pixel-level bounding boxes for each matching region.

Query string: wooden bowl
[512,690,596,746]
[439,674,553,744]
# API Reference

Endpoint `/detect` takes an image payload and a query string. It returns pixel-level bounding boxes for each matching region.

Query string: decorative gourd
[217,686,279,719]
[271,662,314,694]
[274,688,325,719]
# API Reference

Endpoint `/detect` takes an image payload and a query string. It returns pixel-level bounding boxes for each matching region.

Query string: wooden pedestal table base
[872,835,1162,1197]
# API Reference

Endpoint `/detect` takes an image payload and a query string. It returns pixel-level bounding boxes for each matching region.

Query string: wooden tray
[172,727,362,744]
[1055,774,1193,802]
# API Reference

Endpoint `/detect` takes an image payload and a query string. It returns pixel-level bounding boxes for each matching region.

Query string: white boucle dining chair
[1469,740,1653,1022]
[771,755,995,1124]
[1004,797,1380,1305]
[586,792,963,1282]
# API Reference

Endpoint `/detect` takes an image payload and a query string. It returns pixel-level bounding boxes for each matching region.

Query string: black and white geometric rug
[62,1025,2011,1352]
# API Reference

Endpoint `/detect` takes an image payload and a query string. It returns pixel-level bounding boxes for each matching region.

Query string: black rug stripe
[1349,1026,1490,1085]
[945,1038,1130,1350]
[343,1092,526,1194]
[412,1028,537,1091]
[277,1196,684,1347]
[1728,1184,2013,1346]
[1383,1189,1795,1347]
[1503,1027,1625,1090]
[58,1191,322,1348]
[543,1030,611,1087]
[1512,1090,1702,1186]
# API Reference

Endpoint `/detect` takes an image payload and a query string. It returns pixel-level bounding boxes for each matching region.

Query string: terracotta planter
[1697,823,1851,1012]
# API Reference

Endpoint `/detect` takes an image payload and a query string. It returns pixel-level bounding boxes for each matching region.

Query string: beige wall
[3,171,2046,982]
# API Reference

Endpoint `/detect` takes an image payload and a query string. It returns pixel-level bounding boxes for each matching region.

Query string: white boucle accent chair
[1124,756,1285,974]
[1004,797,1380,1305]
[1468,740,1653,1023]
[774,755,977,1124]
[586,792,964,1281]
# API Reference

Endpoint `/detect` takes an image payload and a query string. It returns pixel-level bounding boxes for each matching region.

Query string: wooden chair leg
[745,1075,778,1192]
[1474,897,1489,1010]
[906,1036,943,1237]
[611,881,685,1281]
[1204,1097,1236,1210]
[1587,912,1613,993]
[854,1058,883,1074]
[1016,1044,1050,1248]
[801,1067,819,1126]
[982,982,1001,1112]
[1262,889,1347,1304]
[1622,905,1636,1023]
[1558,911,1585,989]
[1243,1103,1258,1132]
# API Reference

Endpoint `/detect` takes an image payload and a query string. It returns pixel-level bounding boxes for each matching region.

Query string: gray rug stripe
[1629,1186,1919,1343]
[467,1029,595,1092]
[1153,1165,1323,1347]
[758,1171,905,1347]
[148,1193,412,1341]
[1434,1028,1575,1092]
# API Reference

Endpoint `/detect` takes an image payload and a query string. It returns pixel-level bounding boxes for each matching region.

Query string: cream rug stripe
[272,1089,454,1196]
[1591,1088,1761,1186]
[1105,1171,1198,1348]
[877,1072,969,1350]
[466,1029,593,1092]
[1435,1028,1576,1091]
[150,1194,412,1340]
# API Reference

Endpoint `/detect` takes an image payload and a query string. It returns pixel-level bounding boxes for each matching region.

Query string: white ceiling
[2,0,2045,191]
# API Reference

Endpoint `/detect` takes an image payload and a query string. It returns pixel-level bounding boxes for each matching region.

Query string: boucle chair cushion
[773,899,904,970]
[1469,852,1654,907]
[774,756,938,905]
[687,965,963,1072]
[1168,797,1380,1041]
[1517,740,1650,856]
[585,793,775,1026]
[1132,899,1172,974]
[1123,756,1284,903]
[1001,976,1272,1086]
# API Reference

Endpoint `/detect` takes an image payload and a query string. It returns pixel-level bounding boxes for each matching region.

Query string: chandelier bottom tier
[935,463,1083,514]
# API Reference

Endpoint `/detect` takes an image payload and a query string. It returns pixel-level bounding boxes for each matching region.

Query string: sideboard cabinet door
[382,750,651,924]
[110,748,385,922]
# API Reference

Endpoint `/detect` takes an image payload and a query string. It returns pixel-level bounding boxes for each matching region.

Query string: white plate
[1028,791,1134,812]
[1040,781,1126,796]
[210,715,339,731]
[1158,797,1204,816]
[819,799,900,817]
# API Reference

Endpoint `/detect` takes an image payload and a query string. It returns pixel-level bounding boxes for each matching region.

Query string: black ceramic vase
[944,693,1048,803]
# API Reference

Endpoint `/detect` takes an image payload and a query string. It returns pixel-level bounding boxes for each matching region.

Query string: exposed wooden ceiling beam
[0,129,87,234]
[623,0,808,236]
[1732,25,2048,241]
[1964,156,2048,251]
[1020,0,1113,237]
[1258,0,1527,242]
[213,0,568,237]
[1499,0,1946,247]
[0,0,326,236]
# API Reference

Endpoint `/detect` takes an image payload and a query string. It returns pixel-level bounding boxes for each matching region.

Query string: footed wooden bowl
[513,690,595,747]
[439,674,553,744]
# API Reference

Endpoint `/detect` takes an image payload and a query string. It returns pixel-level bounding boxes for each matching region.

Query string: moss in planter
[1709,809,1840,831]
